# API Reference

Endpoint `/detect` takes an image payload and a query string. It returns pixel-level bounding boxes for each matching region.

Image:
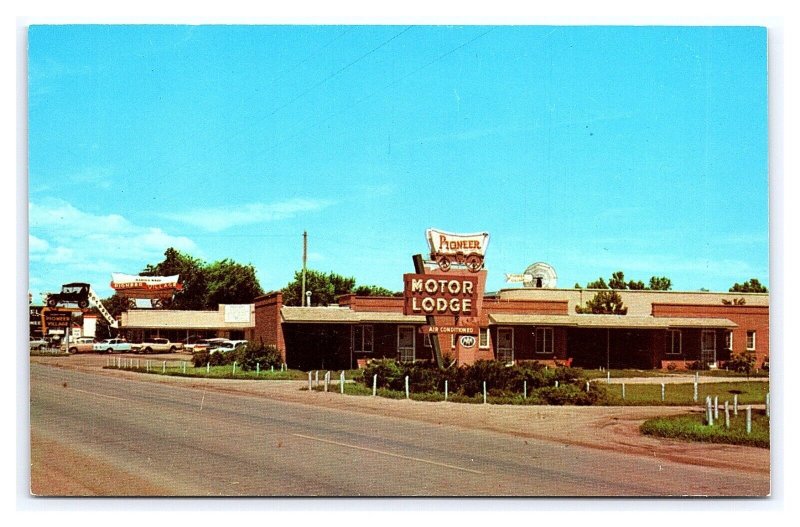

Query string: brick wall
[253,292,286,361]
[652,303,770,367]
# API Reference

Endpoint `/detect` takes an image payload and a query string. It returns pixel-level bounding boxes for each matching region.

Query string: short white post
[136,359,139,369]
[734,394,739,416]
[585,381,590,393]
[405,376,410,400]
[661,383,665,402]
[340,371,345,394]
[766,392,770,417]
[483,381,487,404]
[256,363,260,376]
[206,362,210,374]
[147,360,150,372]
[182,361,186,374]
[746,405,752,434]
[324,371,329,392]
[555,380,559,388]
[621,383,625,400]
[372,374,377,396]
[695,371,699,383]
[271,365,274,373]
[444,380,448,401]
[706,396,713,426]
[315,370,319,387]
[693,381,698,403]
[714,396,719,420]
[162,360,166,373]
[308,371,312,392]
[607,371,611,384]
[725,400,730,429]
[524,380,527,399]
[232,361,237,376]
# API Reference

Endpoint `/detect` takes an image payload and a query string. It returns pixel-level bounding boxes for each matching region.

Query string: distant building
[119,304,255,343]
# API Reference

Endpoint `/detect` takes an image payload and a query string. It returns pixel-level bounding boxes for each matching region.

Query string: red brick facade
[253,292,286,362]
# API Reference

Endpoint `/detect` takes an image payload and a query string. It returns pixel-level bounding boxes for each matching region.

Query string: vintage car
[131,338,183,354]
[92,338,132,353]
[46,282,91,308]
[65,337,96,353]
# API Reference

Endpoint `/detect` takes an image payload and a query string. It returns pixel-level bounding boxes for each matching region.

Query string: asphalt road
[30,362,770,497]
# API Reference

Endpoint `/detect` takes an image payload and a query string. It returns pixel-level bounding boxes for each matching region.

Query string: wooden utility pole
[413,254,445,370]
[302,231,307,306]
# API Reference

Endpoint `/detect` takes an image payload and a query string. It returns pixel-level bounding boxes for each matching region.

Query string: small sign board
[44,310,71,328]
[419,325,477,335]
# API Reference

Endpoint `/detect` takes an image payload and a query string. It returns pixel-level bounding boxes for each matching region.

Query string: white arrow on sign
[504,273,534,283]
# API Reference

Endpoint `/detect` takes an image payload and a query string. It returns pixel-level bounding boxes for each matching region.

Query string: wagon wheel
[465,253,483,273]
[436,255,451,272]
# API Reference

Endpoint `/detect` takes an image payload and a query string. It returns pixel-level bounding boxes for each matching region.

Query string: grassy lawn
[640,411,769,448]
[582,368,768,380]
[597,381,769,406]
[105,362,308,380]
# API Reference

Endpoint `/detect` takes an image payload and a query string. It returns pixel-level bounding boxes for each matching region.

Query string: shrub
[727,352,756,374]
[235,344,282,371]
[666,362,677,371]
[535,384,602,405]
[686,360,703,371]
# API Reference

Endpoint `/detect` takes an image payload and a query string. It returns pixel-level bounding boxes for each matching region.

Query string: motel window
[701,330,716,351]
[353,325,373,353]
[497,328,514,363]
[666,330,682,355]
[479,328,490,349]
[398,326,416,362]
[724,331,733,351]
[747,331,756,351]
[535,327,553,354]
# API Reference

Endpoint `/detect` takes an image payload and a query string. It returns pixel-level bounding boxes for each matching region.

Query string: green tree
[575,290,628,315]
[608,271,627,289]
[204,259,264,307]
[353,284,398,296]
[730,278,768,293]
[282,270,356,306]
[627,280,646,290]
[141,248,207,310]
[586,277,609,289]
[648,276,672,290]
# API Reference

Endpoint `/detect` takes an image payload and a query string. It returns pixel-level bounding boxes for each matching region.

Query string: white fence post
[372,374,377,396]
[483,381,487,404]
[182,361,186,374]
[271,365,274,373]
[405,375,409,400]
[621,383,625,400]
[315,370,319,388]
[444,380,448,401]
[162,361,166,373]
[555,380,559,388]
[232,361,237,376]
[714,396,719,420]
[308,371,312,392]
[586,381,590,393]
[766,392,770,418]
[524,380,527,399]
[661,383,665,402]
[340,371,345,394]
[324,371,329,392]
[734,394,739,416]
[746,405,752,434]
[725,400,730,429]
[693,381,698,403]
[256,363,260,376]
[206,362,210,374]
[706,396,713,426]
[607,371,611,384]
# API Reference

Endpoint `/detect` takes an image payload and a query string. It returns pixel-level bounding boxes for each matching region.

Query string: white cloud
[28,199,198,298]
[162,198,333,232]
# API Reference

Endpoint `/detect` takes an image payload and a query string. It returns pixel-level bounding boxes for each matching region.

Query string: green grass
[598,381,769,406]
[105,363,308,380]
[582,368,768,380]
[640,411,770,448]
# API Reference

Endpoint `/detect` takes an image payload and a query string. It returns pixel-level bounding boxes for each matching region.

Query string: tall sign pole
[302,231,308,306]
[412,254,445,370]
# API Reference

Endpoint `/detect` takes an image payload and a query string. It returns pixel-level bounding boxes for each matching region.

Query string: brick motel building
[253,274,769,372]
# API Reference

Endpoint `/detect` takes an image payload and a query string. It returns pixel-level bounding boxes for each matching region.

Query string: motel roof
[281,307,426,324]
[488,313,737,329]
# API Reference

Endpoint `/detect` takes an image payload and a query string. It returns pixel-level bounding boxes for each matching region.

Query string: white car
[209,340,248,354]
[93,338,132,353]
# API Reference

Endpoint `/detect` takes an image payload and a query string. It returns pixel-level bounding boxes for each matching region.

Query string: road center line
[70,388,129,402]
[291,433,484,475]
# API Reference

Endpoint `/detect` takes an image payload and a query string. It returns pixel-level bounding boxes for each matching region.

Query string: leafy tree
[204,259,264,307]
[575,290,628,314]
[627,280,646,290]
[573,283,582,289]
[648,276,672,291]
[586,277,609,289]
[282,270,355,306]
[353,284,398,296]
[141,248,207,310]
[608,271,627,289]
[730,278,768,293]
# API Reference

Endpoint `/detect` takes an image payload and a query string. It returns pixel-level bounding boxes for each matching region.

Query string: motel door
[701,330,717,367]
[497,328,514,363]
[397,326,416,363]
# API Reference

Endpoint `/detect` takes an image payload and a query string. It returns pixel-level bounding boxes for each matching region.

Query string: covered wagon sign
[403,274,479,316]
[426,228,489,272]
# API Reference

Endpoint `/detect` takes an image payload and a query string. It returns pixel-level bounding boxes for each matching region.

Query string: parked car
[193,338,229,353]
[131,338,183,354]
[65,337,96,354]
[29,337,49,351]
[181,335,207,352]
[209,340,248,354]
[92,338,132,353]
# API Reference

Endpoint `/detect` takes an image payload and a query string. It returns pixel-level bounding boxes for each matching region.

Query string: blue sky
[27,25,769,300]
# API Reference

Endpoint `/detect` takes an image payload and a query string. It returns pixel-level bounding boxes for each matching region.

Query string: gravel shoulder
[29,354,770,476]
